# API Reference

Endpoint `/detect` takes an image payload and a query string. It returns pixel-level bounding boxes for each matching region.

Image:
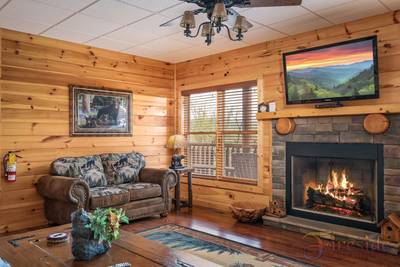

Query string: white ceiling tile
[104,23,159,45]
[130,14,181,37]
[140,37,191,53]
[301,0,355,11]
[379,0,400,10]
[241,6,309,25]
[43,27,95,43]
[0,0,393,62]
[160,2,202,18]
[151,47,194,63]
[124,45,162,58]
[0,15,50,34]
[168,32,210,46]
[81,0,151,25]
[242,26,286,44]
[119,0,180,12]
[0,0,9,8]
[269,13,332,35]
[316,0,389,24]
[202,35,248,52]
[32,0,96,12]
[86,37,133,51]
[0,0,73,26]
[50,13,120,36]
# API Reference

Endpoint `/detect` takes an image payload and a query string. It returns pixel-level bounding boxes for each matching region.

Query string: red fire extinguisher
[3,152,20,183]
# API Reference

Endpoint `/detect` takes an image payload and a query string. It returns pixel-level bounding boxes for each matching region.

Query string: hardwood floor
[123,206,400,267]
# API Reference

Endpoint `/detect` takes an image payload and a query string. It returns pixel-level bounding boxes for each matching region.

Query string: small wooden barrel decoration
[363,114,390,134]
[276,118,296,135]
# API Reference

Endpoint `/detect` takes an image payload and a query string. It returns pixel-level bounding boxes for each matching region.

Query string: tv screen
[283,36,379,105]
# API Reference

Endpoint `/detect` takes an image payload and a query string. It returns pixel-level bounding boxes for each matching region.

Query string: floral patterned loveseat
[36,152,177,224]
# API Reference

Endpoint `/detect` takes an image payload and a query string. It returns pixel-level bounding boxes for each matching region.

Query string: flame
[341,170,348,189]
[305,168,359,204]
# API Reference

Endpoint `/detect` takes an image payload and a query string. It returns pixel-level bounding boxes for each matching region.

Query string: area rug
[139,224,312,267]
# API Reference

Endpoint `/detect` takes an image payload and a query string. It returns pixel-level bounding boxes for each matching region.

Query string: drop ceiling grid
[0,0,398,63]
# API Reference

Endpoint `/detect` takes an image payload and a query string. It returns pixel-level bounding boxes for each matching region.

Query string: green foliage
[85,208,129,245]
[335,66,375,95]
[287,65,375,101]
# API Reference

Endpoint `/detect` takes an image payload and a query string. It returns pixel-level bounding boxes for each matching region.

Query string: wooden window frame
[182,81,262,188]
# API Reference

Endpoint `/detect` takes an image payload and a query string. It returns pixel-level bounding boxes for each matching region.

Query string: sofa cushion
[116,183,161,201]
[89,187,130,209]
[99,152,145,185]
[51,155,107,188]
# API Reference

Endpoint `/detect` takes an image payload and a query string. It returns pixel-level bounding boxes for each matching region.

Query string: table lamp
[167,134,187,169]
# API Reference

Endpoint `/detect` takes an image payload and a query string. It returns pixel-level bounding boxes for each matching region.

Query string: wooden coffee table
[0,224,221,267]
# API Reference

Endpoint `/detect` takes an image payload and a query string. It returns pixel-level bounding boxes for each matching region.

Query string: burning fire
[307,169,357,203]
[303,169,370,218]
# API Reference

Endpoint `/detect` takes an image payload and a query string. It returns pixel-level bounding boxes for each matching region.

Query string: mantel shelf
[256,104,400,120]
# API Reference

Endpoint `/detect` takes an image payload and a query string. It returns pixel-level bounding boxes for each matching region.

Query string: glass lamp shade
[233,16,252,33]
[201,22,215,37]
[211,2,228,22]
[167,135,187,149]
[180,11,196,29]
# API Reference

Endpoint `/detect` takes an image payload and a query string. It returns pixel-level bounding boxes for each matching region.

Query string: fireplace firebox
[286,142,384,232]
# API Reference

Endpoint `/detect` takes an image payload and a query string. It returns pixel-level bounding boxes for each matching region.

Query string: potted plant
[71,208,129,261]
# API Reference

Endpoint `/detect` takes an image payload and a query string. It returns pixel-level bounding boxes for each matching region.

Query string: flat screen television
[283,36,379,105]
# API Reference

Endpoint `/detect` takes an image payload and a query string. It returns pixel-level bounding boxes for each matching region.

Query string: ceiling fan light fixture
[180,11,196,29]
[201,22,215,37]
[211,2,228,22]
[233,15,251,33]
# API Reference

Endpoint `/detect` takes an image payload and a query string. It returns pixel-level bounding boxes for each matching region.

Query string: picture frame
[70,85,132,136]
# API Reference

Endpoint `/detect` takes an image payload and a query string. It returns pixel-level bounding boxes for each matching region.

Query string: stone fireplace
[286,142,383,232]
[269,115,400,232]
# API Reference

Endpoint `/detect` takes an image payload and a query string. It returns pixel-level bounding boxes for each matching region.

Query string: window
[182,83,258,181]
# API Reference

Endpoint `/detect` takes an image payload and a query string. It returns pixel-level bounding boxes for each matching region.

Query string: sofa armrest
[36,175,90,209]
[139,168,177,189]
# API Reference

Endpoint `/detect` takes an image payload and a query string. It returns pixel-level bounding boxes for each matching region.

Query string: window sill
[180,174,263,194]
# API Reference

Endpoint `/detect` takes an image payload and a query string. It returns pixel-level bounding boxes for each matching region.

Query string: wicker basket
[229,202,267,223]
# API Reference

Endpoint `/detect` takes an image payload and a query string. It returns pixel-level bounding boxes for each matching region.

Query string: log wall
[175,11,400,212]
[0,29,175,233]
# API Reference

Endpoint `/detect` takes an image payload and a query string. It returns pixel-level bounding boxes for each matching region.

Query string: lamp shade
[233,16,252,33]
[211,2,228,22]
[201,22,215,37]
[180,11,196,29]
[167,135,187,149]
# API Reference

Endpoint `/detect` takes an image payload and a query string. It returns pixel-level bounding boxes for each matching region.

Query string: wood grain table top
[0,224,221,267]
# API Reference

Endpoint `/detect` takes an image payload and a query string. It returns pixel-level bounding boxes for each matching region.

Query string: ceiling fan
[160,0,302,45]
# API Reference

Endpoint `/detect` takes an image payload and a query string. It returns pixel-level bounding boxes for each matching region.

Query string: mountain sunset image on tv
[283,36,379,104]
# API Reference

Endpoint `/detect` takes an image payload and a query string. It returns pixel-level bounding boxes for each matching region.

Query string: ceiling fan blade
[177,0,206,7]
[159,8,206,27]
[236,0,302,7]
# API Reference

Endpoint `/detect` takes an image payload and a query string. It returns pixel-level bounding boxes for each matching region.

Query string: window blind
[182,84,258,181]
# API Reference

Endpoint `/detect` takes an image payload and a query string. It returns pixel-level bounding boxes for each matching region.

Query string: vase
[71,208,110,261]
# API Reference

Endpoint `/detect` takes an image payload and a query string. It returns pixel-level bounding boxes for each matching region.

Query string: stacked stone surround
[271,114,400,217]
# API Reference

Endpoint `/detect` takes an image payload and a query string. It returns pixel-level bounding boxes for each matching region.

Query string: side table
[171,167,193,211]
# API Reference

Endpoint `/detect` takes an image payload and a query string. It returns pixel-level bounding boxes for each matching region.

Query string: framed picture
[70,85,132,136]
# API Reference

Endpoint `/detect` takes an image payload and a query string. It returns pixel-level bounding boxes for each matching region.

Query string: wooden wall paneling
[1,10,400,232]
[0,28,3,204]
[0,29,174,233]
[176,11,400,212]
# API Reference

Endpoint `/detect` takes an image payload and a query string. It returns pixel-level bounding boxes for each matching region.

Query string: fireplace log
[306,187,371,215]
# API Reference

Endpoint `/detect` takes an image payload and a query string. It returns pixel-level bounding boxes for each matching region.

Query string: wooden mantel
[256,104,400,120]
